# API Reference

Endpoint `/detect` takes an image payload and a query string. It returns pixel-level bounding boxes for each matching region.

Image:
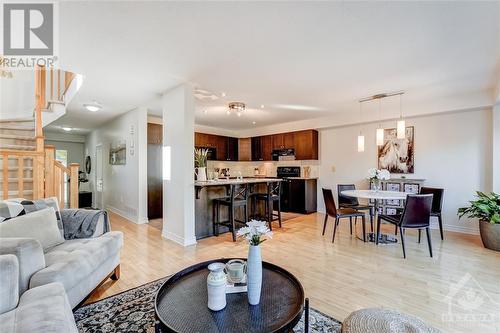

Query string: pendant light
[376,99,384,146]
[396,94,405,139]
[357,102,365,152]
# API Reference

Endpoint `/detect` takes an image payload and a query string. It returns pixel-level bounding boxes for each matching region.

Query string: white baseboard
[441,223,479,235]
[106,205,147,225]
[162,230,197,247]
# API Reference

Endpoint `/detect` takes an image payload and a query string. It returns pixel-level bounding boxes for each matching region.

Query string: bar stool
[212,184,249,241]
[251,181,282,230]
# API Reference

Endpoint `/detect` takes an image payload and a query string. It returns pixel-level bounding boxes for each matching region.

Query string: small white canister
[207,262,227,311]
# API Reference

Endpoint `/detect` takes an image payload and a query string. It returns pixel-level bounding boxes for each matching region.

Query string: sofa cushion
[19,197,64,237]
[0,208,64,251]
[0,282,78,333]
[0,201,25,222]
[30,231,123,293]
[0,255,19,314]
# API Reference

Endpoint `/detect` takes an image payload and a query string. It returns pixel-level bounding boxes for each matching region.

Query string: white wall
[317,108,493,235]
[85,107,148,224]
[493,103,500,193]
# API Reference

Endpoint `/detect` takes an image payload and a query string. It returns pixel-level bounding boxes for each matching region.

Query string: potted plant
[367,168,391,192]
[194,148,208,181]
[458,192,500,251]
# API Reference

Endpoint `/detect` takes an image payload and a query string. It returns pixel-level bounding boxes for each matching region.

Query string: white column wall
[493,103,500,193]
[162,84,197,246]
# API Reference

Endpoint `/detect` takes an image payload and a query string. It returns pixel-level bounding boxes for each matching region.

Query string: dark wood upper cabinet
[294,130,318,160]
[251,137,262,161]
[147,123,162,144]
[195,133,216,147]
[251,136,272,161]
[273,132,295,149]
[238,138,251,161]
[226,137,239,161]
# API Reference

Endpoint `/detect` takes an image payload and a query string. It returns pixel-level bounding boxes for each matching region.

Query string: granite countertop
[195,178,283,186]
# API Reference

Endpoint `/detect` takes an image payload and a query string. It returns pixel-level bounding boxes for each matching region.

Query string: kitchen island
[194,178,282,239]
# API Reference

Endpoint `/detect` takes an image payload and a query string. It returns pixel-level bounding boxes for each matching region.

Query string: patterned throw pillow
[0,201,25,222]
[18,197,64,237]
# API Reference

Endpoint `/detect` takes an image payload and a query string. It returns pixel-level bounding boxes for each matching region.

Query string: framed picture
[385,182,401,206]
[109,140,126,165]
[378,126,414,174]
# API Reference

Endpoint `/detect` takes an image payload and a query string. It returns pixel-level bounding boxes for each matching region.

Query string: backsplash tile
[206,160,319,178]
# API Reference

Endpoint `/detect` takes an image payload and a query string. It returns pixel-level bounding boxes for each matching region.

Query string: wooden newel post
[44,145,55,197]
[69,163,79,208]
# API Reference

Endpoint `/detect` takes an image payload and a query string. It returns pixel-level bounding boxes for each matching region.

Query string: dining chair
[322,188,367,243]
[377,194,433,258]
[420,187,444,240]
[337,184,374,233]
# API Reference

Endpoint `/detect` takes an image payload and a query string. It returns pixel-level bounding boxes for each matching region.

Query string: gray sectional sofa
[0,198,124,332]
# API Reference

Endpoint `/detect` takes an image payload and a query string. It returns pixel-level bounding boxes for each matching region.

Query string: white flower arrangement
[367,168,391,181]
[236,220,273,246]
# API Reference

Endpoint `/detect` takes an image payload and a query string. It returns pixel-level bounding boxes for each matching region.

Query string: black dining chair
[377,194,433,258]
[337,184,374,233]
[420,187,444,240]
[322,188,367,243]
[213,184,249,242]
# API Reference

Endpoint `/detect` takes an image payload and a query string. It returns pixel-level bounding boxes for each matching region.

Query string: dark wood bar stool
[212,184,249,241]
[251,181,282,230]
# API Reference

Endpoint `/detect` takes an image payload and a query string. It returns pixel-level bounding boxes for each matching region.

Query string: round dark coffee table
[155,258,305,333]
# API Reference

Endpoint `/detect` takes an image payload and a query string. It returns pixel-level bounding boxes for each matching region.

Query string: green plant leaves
[458,192,500,224]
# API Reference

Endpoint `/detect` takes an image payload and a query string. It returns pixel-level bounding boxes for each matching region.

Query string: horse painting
[378,127,414,174]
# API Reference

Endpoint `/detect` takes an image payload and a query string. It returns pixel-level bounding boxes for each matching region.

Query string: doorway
[147,122,163,226]
[95,144,103,209]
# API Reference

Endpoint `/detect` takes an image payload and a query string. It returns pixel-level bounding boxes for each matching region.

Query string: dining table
[341,189,409,244]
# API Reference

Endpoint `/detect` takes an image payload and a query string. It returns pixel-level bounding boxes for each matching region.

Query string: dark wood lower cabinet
[281,179,317,214]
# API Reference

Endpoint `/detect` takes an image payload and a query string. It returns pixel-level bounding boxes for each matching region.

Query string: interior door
[95,144,103,209]
[147,123,163,219]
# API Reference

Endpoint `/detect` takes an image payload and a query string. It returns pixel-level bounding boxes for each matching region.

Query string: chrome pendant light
[357,102,365,152]
[396,94,405,139]
[376,99,384,146]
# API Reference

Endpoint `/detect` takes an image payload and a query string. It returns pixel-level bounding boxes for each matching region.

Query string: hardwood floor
[88,212,500,332]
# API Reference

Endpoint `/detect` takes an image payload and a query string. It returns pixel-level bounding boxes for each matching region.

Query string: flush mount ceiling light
[227,102,245,117]
[83,101,102,112]
[62,127,72,132]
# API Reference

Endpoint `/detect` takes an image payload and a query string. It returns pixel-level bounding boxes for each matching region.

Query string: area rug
[74,278,342,333]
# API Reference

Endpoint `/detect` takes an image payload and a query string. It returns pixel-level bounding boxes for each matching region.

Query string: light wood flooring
[88,212,500,332]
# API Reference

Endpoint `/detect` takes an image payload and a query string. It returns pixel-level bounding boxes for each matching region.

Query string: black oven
[276,166,301,212]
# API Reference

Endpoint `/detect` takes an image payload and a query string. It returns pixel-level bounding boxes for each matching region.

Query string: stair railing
[0,66,79,207]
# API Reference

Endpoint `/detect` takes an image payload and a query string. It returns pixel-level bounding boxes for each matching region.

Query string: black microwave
[195,146,217,160]
[272,148,295,161]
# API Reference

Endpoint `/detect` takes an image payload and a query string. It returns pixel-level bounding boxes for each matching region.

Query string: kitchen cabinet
[238,138,251,161]
[251,135,273,161]
[294,130,318,160]
[225,137,239,161]
[272,132,295,149]
[216,136,227,161]
[147,123,162,144]
[195,132,216,147]
[288,178,317,214]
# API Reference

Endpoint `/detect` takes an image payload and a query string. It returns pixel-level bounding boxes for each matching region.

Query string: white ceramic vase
[207,262,227,311]
[247,245,262,305]
[196,167,207,181]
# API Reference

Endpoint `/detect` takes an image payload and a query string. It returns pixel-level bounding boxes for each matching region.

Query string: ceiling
[49,1,500,134]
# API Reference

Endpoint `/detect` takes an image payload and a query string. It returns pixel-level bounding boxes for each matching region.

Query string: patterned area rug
[74,278,342,332]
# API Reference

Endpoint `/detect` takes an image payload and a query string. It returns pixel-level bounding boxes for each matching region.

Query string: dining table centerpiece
[237,220,273,305]
[367,168,391,192]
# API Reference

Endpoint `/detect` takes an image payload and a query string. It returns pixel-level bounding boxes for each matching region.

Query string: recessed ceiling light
[226,110,231,115]
[221,92,226,97]
[203,109,208,114]
[62,127,72,132]
[83,101,102,112]
[260,105,265,109]
[252,121,256,125]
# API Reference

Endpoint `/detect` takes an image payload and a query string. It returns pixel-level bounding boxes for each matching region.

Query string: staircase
[0,66,81,207]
